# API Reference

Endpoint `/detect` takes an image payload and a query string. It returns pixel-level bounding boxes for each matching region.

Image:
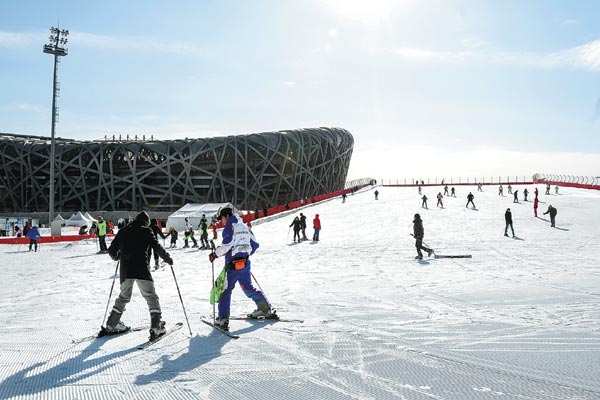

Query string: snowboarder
[507,185,513,194]
[374,190,379,200]
[513,190,519,203]
[105,211,173,339]
[523,188,529,202]
[421,194,428,209]
[436,192,444,208]
[533,196,539,217]
[451,187,456,197]
[289,216,301,243]
[313,214,321,241]
[413,214,433,260]
[97,216,108,253]
[208,207,271,331]
[150,219,167,268]
[299,213,308,241]
[543,205,557,227]
[27,225,41,252]
[504,208,515,237]
[466,192,476,209]
[444,185,449,196]
[166,226,178,248]
[498,185,503,196]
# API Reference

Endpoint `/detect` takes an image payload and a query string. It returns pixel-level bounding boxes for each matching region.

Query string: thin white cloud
[1,103,45,114]
[392,39,600,72]
[560,19,578,26]
[0,30,203,55]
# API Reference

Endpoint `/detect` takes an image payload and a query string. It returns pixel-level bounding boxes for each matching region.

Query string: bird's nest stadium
[0,127,353,213]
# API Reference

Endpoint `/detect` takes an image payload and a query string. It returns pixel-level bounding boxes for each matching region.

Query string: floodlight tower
[43,26,69,224]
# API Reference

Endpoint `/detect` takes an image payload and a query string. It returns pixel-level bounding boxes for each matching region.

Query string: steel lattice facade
[0,127,353,213]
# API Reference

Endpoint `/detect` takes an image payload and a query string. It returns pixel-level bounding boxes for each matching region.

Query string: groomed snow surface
[1,184,599,400]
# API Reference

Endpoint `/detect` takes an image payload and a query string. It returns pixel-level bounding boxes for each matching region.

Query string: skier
[374,190,379,200]
[436,192,444,208]
[533,196,539,217]
[183,218,198,248]
[513,190,519,203]
[289,216,301,243]
[23,221,31,237]
[451,187,456,197]
[313,214,321,241]
[199,219,209,249]
[466,192,476,209]
[477,182,483,192]
[412,214,433,260]
[97,216,108,253]
[543,205,557,227]
[299,213,308,241]
[555,185,559,194]
[342,193,347,203]
[444,185,449,196]
[507,184,513,194]
[418,186,422,195]
[14,225,22,237]
[166,226,178,248]
[150,219,167,269]
[545,184,550,195]
[498,185,503,196]
[208,207,272,331]
[534,187,539,198]
[421,194,428,209]
[504,208,515,237]
[523,188,529,202]
[105,211,173,339]
[27,225,41,252]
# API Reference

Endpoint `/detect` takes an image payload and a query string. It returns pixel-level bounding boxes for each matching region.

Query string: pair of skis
[72,322,184,349]
[201,314,304,340]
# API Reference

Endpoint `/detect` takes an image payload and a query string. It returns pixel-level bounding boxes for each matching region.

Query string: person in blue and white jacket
[209,207,272,331]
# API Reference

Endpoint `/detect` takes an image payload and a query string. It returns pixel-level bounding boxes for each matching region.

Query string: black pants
[29,239,38,251]
[415,238,431,257]
[99,235,107,252]
[293,230,300,242]
[505,222,514,236]
[466,200,475,208]
[550,215,555,227]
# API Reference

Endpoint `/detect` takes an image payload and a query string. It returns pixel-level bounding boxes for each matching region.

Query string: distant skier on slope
[421,194,428,209]
[507,184,513,194]
[513,190,519,203]
[27,225,41,252]
[466,192,476,209]
[543,205,557,227]
[504,208,515,237]
[166,226,178,248]
[477,182,483,192]
[313,214,321,241]
[533,196,539,217]
[208,207,272,332]
[498,185,503,196]
[290,216,301,243]
[150,219,167,269]
[436,192,444,208]
[374,190,379,200]
[106,211,173,339]
[444,185,449,196]
[451,187,456,197]
[299,213,308,241]
[413,214,434,260]
[523,188,529,202]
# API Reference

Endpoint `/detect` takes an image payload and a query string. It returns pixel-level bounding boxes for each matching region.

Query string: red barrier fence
[533,173,600,191]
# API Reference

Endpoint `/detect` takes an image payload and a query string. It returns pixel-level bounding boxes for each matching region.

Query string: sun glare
[320,0,408,25]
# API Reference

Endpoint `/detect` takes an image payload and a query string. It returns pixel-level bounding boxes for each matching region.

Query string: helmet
[135,211,150,226]
[217,207,233,219]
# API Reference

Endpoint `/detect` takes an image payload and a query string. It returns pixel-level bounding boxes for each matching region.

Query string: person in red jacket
[533,196,539,217]
[313,214,321,241]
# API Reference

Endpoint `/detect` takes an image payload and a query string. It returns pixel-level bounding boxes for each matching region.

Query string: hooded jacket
[108,212,172,283]
[313,215,321,229]
[413,216,424,239]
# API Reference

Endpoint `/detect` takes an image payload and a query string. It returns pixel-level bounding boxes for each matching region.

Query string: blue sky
[1,0,599,180]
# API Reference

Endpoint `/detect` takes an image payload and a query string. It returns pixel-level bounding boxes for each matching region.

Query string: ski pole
[250,271,272,308]
[210,240,216,324]
[102,260,119,327]
[286,226,291,242]
[409,234,434,252]
[169,263,193,336]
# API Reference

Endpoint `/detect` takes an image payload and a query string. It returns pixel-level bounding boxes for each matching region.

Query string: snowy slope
[1,184,599,400]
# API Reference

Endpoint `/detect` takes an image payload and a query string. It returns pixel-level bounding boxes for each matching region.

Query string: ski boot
[149,312,166,340]
[248,301,276,319]
[427,249,434,258]
[104,310,130,334]
[415,255,423,260]
[215,317,229,331]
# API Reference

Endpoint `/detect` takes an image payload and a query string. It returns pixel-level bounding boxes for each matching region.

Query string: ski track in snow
[1,184,600,399]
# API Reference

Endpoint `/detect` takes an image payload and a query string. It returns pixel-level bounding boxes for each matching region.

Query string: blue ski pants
[218,259,267,319]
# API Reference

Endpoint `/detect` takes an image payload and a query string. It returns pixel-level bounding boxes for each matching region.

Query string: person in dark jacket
[543,205,557,227]
[413,214,433,260]
[513,190,519,203]
[504,208,515,237]
[289,216,301,243]
[106,211,173,339]
[27,225,41,252]
[374,190,379,200]
[199,219,209,249]
[299,213,308,241]
[421,194,428,209]
[149,219,167,269]
[523,188,529,202]
[466,192,476,209]
[166,226,178,248]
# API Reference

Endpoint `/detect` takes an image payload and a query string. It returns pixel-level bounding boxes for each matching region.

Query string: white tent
[65,211,92,227]
[166,203,234,232]
[84,212,98,223]
[52,214,65,221]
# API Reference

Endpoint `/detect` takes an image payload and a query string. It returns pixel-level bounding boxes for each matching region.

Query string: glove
[209,252,217,263]
[164,256,174,266]
[109,250,120,261]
